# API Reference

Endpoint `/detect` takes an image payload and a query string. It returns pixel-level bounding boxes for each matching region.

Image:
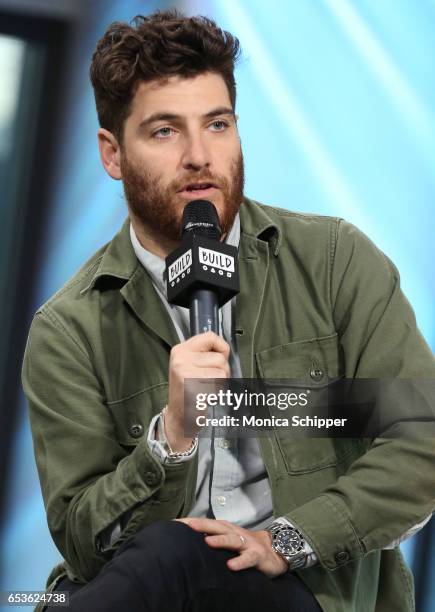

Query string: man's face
[120,72,244,244]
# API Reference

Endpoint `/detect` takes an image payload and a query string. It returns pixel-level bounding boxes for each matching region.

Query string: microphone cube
[165,233,239,308]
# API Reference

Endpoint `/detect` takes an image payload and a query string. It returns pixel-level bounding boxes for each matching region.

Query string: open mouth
[183,183,215,192]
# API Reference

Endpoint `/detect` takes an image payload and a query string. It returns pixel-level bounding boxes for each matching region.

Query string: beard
[120,150,245,242]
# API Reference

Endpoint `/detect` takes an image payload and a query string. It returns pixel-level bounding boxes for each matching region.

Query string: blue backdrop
[2,1,434,610]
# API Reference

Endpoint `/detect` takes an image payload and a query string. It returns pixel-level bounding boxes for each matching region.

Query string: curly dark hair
[90,9,241,142]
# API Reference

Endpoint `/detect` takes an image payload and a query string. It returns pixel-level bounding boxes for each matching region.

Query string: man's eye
[210,120,228,131]
[153,127,175,138]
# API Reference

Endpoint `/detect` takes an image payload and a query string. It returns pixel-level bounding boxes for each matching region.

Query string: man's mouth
[180,182,217,192]
[178,182,219,198]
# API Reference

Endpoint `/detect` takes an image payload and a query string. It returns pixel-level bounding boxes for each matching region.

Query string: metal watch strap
[266,520,308,571]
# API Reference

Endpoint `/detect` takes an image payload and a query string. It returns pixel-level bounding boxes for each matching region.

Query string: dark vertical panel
[413,520,435,612]
[0,11,72,531]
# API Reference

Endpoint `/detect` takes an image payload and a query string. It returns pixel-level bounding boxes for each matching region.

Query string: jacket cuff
[127,432,193,501]
[94,436,195,560]
[284,494,365,570]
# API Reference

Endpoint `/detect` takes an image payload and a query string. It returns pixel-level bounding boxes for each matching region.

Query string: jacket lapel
[235,234,270,377]
[82,217,180,350]
[120,264,180,349]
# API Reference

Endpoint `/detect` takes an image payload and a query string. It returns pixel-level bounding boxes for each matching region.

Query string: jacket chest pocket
[255,333,359,474]
[106,382,168,448]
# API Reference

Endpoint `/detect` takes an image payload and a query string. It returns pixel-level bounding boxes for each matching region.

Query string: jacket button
[129,423,144,438]
[310,367,324,381]
[144,471,159,486]
[335,551,350,564]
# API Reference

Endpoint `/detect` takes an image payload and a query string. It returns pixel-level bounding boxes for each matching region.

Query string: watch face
[274,526,304,556]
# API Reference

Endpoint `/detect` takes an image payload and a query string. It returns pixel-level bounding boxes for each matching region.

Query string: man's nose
[181,132,210,170]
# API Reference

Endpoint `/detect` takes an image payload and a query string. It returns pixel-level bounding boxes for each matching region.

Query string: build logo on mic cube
[165,233,239,308]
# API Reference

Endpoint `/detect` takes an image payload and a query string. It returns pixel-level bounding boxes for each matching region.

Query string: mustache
[172,172,227,192]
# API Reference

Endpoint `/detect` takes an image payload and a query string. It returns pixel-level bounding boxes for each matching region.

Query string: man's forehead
[131,72,232,118]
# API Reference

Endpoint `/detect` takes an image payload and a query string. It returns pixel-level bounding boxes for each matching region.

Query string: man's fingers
[204,533,247,550]
[174,517,229,534]
[182,331,230,358]
[191,352,230,371]
[227,549,259,571]
[176,520,267,575]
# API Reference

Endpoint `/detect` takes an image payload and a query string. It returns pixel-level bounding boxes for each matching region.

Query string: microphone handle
[189,287,219,521]
[189,288,219,336]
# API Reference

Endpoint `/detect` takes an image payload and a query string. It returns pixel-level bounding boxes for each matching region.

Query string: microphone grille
[181,200,221,240]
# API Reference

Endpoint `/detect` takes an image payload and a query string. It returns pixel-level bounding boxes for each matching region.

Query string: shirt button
[144,471,159,486]
[219,439,231,449]
[217,495,226,506]
[310,367,324,382]
[335,551,350,564]
[129,423,144,438]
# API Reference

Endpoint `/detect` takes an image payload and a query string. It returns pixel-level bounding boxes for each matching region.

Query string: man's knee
[114,520,208,572]
[134,519,202,550]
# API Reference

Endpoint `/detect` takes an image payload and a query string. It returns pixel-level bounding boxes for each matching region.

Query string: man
[22,9,435,612]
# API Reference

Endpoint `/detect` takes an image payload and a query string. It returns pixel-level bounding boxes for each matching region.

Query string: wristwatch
[266,519,307,570]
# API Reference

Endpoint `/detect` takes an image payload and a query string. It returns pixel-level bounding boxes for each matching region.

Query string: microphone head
[181,200,222,240]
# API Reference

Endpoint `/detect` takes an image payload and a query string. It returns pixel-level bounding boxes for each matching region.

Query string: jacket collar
[238,197,282,256]
[81,196,281,295]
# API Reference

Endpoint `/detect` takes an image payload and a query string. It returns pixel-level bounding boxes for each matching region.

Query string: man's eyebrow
[138,113,180,131]
[203,106,235,119]
[137,107,235,131]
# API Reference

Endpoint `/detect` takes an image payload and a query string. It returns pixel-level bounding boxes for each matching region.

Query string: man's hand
[165,332,230,452]
[175,517,288,578]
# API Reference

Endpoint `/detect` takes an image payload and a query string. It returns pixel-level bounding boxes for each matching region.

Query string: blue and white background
[1,1,434,610]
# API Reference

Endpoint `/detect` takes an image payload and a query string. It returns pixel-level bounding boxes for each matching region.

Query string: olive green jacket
[22,197,435,612]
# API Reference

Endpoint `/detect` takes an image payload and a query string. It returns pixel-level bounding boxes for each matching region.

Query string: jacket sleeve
[22,307,196,582]
[284,219,435,570]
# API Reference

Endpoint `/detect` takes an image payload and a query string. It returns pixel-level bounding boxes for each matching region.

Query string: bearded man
[22,9,435,612]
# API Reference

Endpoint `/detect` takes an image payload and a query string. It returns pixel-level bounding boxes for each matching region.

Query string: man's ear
[98,128,122,180]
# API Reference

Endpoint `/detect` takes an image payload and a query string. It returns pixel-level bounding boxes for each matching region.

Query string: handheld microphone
[165,200,239,520]
[165,200,239,337]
